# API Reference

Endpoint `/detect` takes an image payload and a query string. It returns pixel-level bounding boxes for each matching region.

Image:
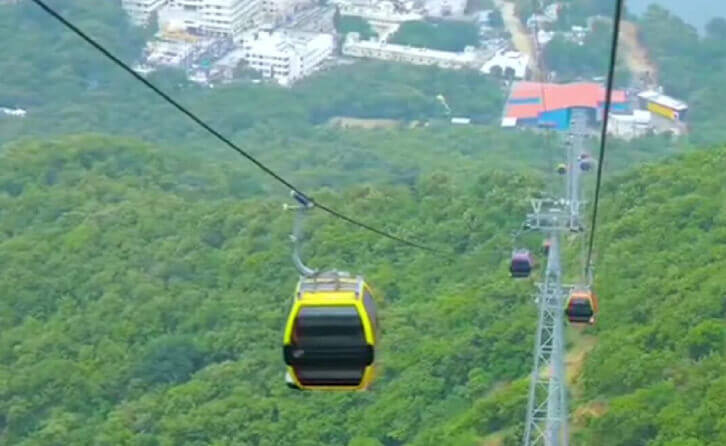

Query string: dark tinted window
[293,306,365,347]
[569,301,593,317]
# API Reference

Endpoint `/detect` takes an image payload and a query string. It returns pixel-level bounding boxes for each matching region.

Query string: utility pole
[522,108,589,446]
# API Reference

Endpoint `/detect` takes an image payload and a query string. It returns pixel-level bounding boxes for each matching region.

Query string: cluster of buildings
[122,0,293,30]
[495,2,691,138]
[341,34,528,77]
[500,81,689,139]
[342,33,479,69]
[124,0,338,86]
[121,0,533,86]
[337,2,528,75]
[608,90,688,139]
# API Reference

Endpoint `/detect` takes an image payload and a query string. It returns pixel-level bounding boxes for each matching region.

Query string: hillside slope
[572,147,726,445]
[0,134,540,446]
[374,146,726,446]
[1,135,724,445]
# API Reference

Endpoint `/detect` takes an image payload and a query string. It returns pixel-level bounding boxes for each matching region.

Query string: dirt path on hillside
[494,0,539,78]
[620,20,658,85]
[538,334,597,385]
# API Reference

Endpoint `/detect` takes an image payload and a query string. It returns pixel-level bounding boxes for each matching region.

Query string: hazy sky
[627,0,726,33]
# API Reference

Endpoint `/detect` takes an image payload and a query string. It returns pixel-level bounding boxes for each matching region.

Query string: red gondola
[542,239,551,256]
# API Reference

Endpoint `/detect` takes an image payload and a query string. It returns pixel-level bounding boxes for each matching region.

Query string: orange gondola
[565,289,598,325]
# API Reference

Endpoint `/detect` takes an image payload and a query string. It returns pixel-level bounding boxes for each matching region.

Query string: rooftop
[344,35,478,63]
[637,90,688,111]
[505,82,628,119]
[245,30,334,55]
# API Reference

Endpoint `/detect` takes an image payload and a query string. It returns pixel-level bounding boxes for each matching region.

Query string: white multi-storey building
[342,33,479,69]
[338,1,422,23]
[424,0,467,17]
[161,0,261,40]
[261,0,310,24]
[122,0,169,26]
[242,30,334,85]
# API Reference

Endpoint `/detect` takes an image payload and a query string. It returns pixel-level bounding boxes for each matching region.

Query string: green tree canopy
[389,20,479,52]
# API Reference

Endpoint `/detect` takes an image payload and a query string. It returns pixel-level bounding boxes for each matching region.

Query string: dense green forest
[0,1,504,148]
[2,135,725,445]
[543,19,631,84]
[553,0,618,28]
[2,1,726,445]
[636,5,726,146]
[0,134,541,445]
[541,1,631,85]
[570,148,726,445]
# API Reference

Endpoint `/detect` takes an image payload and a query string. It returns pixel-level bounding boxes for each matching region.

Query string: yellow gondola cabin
[283,273,378,391]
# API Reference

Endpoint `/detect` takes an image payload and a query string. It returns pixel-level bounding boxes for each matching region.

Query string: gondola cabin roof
[512,250,534,262]
[296,273,365,300]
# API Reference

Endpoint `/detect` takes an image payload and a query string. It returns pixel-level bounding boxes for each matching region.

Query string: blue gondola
[579,153,593,171]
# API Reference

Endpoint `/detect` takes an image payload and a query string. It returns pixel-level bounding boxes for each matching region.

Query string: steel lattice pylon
[522,109,589,446]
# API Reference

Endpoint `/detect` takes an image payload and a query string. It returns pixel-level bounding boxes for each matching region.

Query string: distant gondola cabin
[542,239,551,256]
[579,157,593,171]
[565,290,598,325]
[510,250,534,278]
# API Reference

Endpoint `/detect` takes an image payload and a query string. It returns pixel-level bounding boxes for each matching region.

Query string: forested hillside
[1,134,725,445]
[637,5,726,145]
[573,147,726,445]
[0,1,504,148]
[3,2,726,445]
[0,134,540,445]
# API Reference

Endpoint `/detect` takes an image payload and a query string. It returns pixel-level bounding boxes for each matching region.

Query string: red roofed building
[502,82,629,130]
